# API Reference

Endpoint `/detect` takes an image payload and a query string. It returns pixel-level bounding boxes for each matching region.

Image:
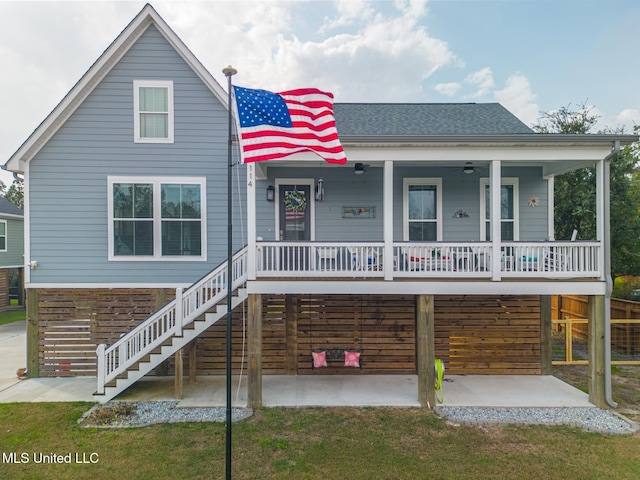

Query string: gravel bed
[434,406,639,435]
[80,401,253,428]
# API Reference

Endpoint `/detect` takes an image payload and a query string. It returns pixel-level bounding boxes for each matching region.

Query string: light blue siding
[0,217,24,267]
[256,164,548,243]
[29,25,245,284]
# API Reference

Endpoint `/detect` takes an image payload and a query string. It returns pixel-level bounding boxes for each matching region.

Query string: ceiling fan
[353,163,369,175]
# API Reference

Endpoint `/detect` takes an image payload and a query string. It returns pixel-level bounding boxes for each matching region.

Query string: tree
[5,179,23,209]
[532,103,640,278]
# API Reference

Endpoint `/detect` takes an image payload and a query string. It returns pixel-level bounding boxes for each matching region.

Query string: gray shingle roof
[333,103,534,136]
[0,197,23,216]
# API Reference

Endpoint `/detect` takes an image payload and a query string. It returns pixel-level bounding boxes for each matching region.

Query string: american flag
[232,86,347,164]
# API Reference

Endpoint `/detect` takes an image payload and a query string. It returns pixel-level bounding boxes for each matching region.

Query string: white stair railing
[96,247,248,394]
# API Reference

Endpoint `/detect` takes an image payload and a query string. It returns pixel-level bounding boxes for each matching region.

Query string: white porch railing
[257,242,385,277]
[501,241,601,278]
[255,241,601,279]
[96,247,248,394]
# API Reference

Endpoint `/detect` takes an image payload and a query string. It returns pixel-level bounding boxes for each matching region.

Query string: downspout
[603,141,619,408]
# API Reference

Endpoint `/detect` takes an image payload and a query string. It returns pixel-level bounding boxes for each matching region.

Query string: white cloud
[434,82,461,97]
[156,0,457,101]
[494,72,539,126]
[464,67,495,98]
[616,109,640,131]
[321,0,376,31]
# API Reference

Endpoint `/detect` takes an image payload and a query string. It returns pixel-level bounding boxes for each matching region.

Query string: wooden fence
[552,295,640,365]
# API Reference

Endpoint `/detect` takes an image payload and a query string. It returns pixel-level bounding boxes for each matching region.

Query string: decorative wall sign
[342,206,375,218]
[453,209,470,218]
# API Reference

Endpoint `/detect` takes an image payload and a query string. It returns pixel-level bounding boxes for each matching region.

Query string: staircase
[94,247,248,402]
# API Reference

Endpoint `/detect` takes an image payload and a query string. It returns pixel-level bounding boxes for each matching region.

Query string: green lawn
[0,308,25,326]
[1,403,639,479]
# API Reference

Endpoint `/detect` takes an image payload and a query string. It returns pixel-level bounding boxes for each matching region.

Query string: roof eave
[340,133,639,146]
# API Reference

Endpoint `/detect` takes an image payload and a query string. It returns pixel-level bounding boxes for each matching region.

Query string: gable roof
[4,3,228,173]
[0,197,23,218]
[333,103,534,136]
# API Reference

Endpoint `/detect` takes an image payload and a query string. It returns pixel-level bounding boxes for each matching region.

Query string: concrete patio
[0,373,593,408]
[0,319,593,408]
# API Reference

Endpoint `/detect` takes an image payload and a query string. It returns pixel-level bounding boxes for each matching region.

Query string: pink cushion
[344,351,360,368]
[312,351,327,368]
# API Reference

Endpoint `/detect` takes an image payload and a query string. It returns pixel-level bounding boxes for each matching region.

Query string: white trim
[479,176,520,241]
[23,162,31,283]
[0,219,7,253]
[107,176,207,261]
[274,178,315,241]
[247,280,607,296]
[133,80,174,143]
[26,282,192,290]
[0,213,24,220]
[403,178,442,241]
[383,160,394,280]
[247,164,257,280]
[547,176,555,240]
[596,159,606,280]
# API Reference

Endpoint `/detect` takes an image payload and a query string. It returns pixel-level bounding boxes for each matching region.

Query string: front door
[279,184,311,270]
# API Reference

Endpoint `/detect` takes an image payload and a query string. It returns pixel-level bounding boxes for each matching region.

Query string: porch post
[247,163,257,280]
[383,160,394,281]
[26,288,39,378]
[595,159,605,280]
[540,295,552,374]
[547,177,555,240]
[417,294,435,408]
[588,295,606,408]
[490,160,502,281]
[247,293,263,409]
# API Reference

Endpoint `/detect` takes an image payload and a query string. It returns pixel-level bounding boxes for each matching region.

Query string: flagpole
[222,64,237,480]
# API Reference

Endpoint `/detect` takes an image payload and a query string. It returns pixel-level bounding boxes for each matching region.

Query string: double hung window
[0,220,6,252]
[134,80,174,143]
[109,177,205,260]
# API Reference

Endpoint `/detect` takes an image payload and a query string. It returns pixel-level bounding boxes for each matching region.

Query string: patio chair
[349,247,380,271]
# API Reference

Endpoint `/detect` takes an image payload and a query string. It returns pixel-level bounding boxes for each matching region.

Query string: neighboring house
[0,197,24,309]
[4,5,637,407]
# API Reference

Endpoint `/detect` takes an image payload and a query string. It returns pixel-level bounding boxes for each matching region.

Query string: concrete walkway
[0,320,28,392]
[0,319,592,408]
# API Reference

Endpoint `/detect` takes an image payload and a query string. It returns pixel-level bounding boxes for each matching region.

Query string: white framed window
[133,80,174,143]
[0,220,6,252]
[108,176,206,261]
[403,178,442,241]
[480,177,519,241]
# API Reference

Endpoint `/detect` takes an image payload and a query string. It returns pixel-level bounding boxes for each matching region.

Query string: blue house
[4,5,636,407]
[0,197,24,309]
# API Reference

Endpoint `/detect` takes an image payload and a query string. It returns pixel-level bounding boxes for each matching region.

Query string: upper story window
[480,178,519,241]
[0,220,6,252]
[133,80,174,143]
[403,178,442,241]
[108,176,205,261]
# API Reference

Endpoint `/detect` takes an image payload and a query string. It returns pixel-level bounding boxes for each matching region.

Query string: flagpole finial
[222,65,237,77]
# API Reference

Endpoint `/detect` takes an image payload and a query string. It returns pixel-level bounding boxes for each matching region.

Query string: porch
[254,240,601,280]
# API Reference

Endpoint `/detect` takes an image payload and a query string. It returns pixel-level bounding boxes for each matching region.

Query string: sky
[1,0,639,185]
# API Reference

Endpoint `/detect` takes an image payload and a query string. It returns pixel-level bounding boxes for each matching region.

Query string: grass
[0,308,25,326]
[1,404,639,479]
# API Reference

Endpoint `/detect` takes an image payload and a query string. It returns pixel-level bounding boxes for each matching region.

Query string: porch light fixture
[463,162,475,174]
[353,163,367,174]
[266,185,275,201]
